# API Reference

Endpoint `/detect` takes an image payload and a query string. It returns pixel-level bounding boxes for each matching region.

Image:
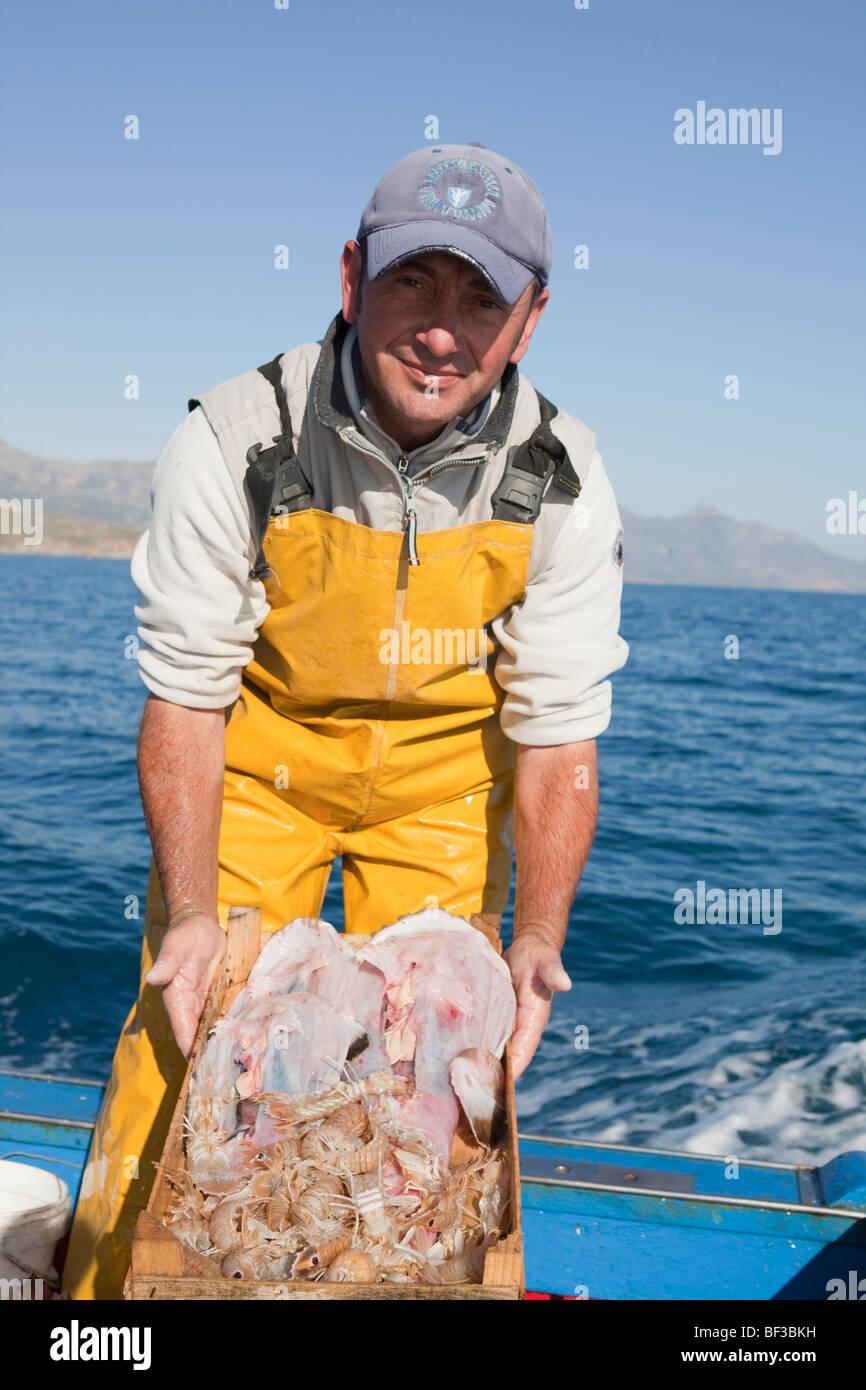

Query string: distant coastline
[3,532,865,597]
[0,514,143,559]
[1,444,864,592]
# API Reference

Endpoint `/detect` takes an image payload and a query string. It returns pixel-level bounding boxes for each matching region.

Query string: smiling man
[63,143,628,1298]
[348,244,543,446]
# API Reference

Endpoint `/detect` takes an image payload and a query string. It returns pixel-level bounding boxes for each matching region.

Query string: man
[63,142,628,1298]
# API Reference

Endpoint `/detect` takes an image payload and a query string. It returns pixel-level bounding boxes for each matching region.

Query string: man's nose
[414,309,464,359]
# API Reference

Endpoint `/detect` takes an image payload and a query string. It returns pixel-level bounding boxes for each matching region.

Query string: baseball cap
[356,143,553,305]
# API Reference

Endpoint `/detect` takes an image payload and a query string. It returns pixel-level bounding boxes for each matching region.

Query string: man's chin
[380,396,466,448]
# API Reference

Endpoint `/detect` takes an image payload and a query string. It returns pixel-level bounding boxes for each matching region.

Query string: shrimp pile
[162,911,516,1284]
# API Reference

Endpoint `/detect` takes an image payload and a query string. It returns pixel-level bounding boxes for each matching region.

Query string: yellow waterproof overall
[63,443,539,1296]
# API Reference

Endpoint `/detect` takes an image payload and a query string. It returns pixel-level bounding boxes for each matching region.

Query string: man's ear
[509,286,549,366]
[341,240,363,323]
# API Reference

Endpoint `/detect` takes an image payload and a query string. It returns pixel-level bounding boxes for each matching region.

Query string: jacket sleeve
[490,450,628,746]
[130,405,270,708]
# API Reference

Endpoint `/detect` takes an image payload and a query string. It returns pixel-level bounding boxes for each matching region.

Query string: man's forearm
[137,694,226,924]
[512,738,599,948]
[504,738,598,1079]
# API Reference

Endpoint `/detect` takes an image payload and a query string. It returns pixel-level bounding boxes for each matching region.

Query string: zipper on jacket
[396,453,490,567]
[343,426,491,569]
[406,456,489,565]
[397,455,420,566]
[420,455,488,482]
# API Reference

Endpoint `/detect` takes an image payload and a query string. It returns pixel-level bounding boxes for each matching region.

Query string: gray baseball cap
[357,143,553,305]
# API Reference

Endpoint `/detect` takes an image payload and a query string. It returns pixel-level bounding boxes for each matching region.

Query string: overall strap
[256,352,293,434]
[244,353,314,578]
[490,389,582,524]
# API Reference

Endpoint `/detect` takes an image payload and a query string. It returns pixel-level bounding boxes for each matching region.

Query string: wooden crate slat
[130,1211,184,1277]
[127,1275,522,1301]
[224,905,262,985]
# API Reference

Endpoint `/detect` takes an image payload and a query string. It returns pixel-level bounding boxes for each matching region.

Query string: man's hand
[504,930,572,1080]
[145,913,226,1057]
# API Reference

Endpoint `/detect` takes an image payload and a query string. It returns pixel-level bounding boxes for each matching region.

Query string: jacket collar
[312,311,521,455]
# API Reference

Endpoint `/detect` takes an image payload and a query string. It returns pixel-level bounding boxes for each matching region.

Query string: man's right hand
[145,913,226,1057]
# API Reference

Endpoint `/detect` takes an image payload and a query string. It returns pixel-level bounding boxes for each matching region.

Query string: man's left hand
[504,930,572,1079]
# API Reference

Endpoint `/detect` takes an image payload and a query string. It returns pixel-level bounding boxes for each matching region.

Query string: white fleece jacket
[131,317,628,745]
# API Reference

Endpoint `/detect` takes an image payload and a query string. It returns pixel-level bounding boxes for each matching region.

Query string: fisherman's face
[340,243,548,451]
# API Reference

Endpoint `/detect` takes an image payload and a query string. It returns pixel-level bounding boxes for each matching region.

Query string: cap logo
[419,157,500,221]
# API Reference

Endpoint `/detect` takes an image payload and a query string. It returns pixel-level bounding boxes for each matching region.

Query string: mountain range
[1,441,864,593]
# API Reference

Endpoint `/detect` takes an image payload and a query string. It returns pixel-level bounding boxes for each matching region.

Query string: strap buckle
[491,449,558,524]
[246,435,312,516]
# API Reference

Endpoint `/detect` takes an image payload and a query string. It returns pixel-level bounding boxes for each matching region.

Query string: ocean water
[0,558,864,1166]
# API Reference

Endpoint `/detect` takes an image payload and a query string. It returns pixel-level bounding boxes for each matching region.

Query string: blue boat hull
[2,1070,864,1299]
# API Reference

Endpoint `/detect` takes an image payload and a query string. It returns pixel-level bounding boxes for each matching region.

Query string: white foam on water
[518,976,866,1169]
[675,1037,866,1164]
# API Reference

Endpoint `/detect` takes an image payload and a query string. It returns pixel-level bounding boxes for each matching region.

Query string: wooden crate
[126,906,524,1300]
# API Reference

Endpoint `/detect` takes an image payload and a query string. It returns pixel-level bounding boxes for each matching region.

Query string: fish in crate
[162,911,516,1285]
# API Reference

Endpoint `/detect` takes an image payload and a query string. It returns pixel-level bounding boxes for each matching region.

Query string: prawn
[325,1249,377,1283]
[291,1231,352,1279]
[258,1071,409,1126]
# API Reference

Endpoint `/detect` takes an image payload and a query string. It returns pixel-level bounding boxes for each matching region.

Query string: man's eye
[476,298,504,311]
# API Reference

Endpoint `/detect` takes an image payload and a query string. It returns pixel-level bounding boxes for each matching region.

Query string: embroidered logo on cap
[420,158,500,221]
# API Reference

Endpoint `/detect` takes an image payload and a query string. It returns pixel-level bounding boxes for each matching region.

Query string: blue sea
[1,557,864,1166]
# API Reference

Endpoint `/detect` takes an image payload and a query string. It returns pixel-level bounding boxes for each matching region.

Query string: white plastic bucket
[0,1159,71,1286]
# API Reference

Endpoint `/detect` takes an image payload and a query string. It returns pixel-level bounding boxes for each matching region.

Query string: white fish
[358,911,516,1163]
[187,910,516,1176]
[449,1049,506,1146]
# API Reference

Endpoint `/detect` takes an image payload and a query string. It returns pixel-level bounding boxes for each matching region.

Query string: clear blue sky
[2,0,864,556]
